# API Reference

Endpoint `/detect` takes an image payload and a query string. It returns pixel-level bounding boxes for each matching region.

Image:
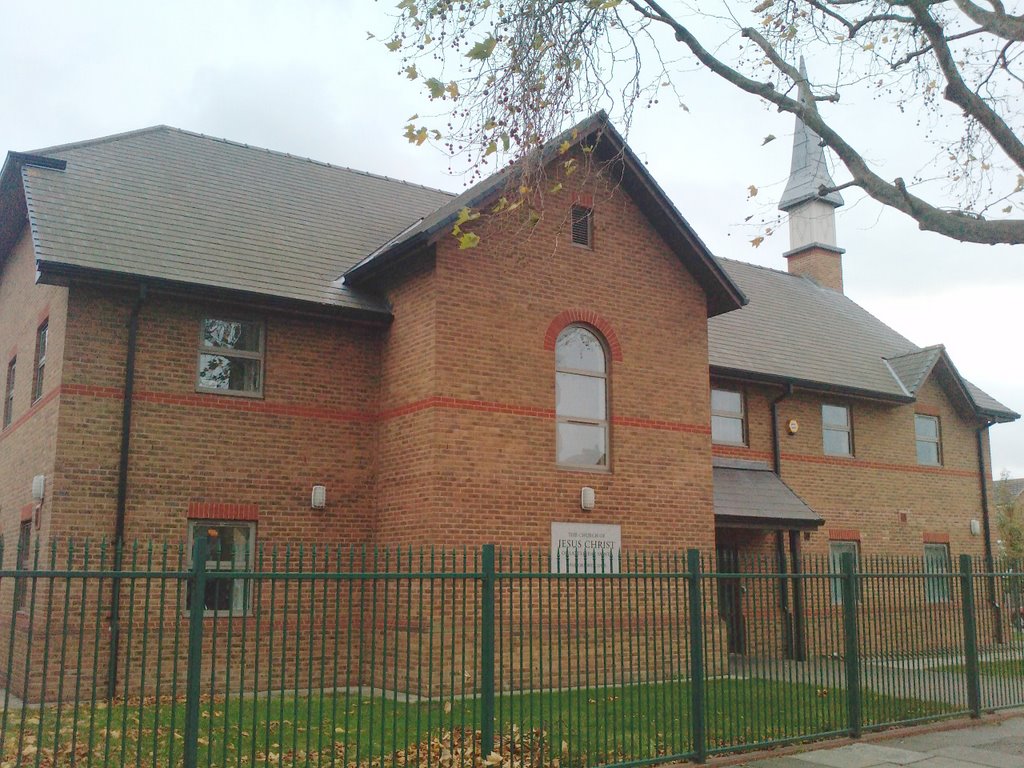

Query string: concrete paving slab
[907,759,994,768]
[792,743,929,767]
[931,745,1024,768]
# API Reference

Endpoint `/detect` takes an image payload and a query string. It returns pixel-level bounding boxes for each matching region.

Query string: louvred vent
[571,205,592,247]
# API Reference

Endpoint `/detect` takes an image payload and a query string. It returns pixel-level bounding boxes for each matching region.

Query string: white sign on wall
[550,522,621,574]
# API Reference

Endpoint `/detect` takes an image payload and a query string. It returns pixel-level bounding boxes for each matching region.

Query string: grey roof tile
[708,258,1017,420]
[713,458,823,527]
[21,126,453,312]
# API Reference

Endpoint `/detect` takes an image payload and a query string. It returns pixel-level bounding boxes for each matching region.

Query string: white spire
[779,58,844,212]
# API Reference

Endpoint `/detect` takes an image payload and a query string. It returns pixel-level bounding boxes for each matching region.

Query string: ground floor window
[829,540,859,604]
[14,520,32,611]
[186,521,255,615]
[924,543,951,603]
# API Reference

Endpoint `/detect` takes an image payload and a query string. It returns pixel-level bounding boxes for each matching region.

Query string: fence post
[183,532,208,768]
[840,552,862,739]
[959,554,982,718]
[480,544,496,759]
[687,548,706,764]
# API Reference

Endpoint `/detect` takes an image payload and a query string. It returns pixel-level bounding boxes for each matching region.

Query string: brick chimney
[779,59,845,293]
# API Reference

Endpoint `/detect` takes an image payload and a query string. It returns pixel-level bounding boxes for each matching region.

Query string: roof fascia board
[345,114,746,317]
[714,514,823,530]
[709,365,915,404]
[37,262,393,325]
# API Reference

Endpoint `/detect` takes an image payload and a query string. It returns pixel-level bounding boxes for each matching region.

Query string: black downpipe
[770,384,794,476]
[976,423,1004,643]
[770,384,799,657]
[107,284,146,699]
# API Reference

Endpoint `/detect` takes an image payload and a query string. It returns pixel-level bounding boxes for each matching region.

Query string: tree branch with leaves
[382,0,1024,245]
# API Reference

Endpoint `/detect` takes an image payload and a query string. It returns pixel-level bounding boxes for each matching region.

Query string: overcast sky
[2,0,1022,478]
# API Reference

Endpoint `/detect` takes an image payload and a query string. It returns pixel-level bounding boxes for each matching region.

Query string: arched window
[555,325,608,468]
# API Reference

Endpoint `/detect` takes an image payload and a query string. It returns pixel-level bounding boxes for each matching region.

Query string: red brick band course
[0,384,983,481]
[829,528,862,542]
[923,531,951,544]
[543,309,624,361]
[187,502,259,521]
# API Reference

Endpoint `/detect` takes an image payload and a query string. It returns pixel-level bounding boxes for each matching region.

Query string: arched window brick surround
[543,310,623,362]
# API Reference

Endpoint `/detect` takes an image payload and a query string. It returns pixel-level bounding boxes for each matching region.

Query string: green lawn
[0,678,943,768]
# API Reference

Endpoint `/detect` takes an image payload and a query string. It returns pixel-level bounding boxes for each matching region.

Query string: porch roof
[713,458,824,530]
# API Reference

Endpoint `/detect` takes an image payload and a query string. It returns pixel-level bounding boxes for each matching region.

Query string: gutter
[107,283,146,699]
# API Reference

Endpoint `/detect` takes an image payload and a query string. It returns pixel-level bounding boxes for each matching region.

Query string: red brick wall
[711,373,991,560]
[0,229,67,548]
[51,285,381,548]
[374,163,718,551]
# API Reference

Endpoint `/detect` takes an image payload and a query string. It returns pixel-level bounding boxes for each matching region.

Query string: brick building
[0,110,1017,676]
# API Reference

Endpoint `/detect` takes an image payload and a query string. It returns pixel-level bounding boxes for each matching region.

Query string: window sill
[556,464,611,474]
[194,387,264,400]
[712,440,748,448]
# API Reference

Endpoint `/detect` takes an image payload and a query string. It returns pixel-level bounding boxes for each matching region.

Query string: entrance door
[716,547,746,654]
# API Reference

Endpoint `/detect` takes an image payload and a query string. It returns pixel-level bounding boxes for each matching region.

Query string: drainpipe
[107,283,146,699]
[770,384,798,657]
[976,422,1004,643]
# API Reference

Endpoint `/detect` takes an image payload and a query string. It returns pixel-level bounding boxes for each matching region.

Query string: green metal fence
[0,538,1021,768]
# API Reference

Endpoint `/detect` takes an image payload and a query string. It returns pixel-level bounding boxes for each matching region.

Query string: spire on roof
[778,58,844,212]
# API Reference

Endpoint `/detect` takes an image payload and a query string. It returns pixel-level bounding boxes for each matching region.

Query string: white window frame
[32,321,47,403]
[924,542,952,604]
[3,357,14,429]
[555,324,609,470]
[829,540,860,605]
[711,387,746,446]
[915,414,942,466]
[822,403,853,457]
[195,318,265,397]
[186,520,256,616]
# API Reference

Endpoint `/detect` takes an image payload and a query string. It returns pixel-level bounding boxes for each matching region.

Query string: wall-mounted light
[580,487,595,511]
[970,519,982,536]
[311,485,327,510]
[31,475,46,503]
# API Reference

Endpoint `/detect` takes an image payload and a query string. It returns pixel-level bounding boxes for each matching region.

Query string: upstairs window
[915,414,941,466]
[32,321,47,403]
[186,521,254,615]
[556,325,608,468]
[3,358,14,429]
[711,388,745,445]
[822,403,852,456]
[197,318,264,396]
[570,205,593,248]
[923,543,951,603]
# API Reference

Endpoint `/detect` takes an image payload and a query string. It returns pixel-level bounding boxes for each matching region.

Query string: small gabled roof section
[885,346,1019,423]
[0,152,67,267]
[885,346,945,397]
[344,112,747,318]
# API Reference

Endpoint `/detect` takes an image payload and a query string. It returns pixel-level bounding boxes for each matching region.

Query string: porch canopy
[713,458,823,530]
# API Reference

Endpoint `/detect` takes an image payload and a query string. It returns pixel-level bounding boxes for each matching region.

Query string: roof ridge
[28,125,178,155]
[29,125,458,199]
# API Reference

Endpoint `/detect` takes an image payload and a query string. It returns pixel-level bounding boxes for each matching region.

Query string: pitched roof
[344,112,747,318]
[778,59,844,211]
[708,258,1018,422]
[713,458,823,529]
[9,126,453,314]
[995,477,1024,503]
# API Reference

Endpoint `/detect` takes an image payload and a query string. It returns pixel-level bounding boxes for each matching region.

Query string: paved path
[733,655,1024,710]
[732,715,1024,767]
